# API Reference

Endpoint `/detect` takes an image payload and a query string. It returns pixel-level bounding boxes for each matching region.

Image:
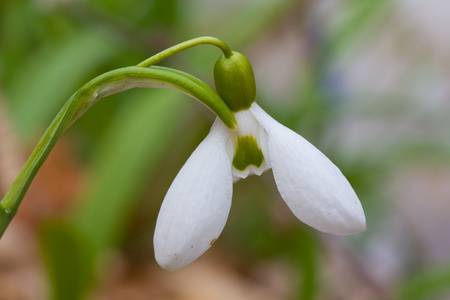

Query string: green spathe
[214,51,256,112]
[232,135,264,171]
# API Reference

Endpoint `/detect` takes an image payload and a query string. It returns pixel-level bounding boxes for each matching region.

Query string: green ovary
[232,135,264,171]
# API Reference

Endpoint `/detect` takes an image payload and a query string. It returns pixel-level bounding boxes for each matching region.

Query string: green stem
[136,36,232,68]
[0,97,76,236]
[0,66,236,237]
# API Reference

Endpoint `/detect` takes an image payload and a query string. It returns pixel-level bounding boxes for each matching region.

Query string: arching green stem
[137,36,232,68]
[0,66,236,237]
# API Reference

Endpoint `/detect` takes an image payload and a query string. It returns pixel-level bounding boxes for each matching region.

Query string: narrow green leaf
[0,0,42,74]
[331,0,391,55]
[39,219,96,300]
[5,32,117,140]
[397,264,450,300]
[181,0,298,49]
[287,228,319,300]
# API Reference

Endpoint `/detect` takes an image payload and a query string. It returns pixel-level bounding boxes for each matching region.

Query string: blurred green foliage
[39,220,96,300]
[1,0,449,299]
[73,90,190,250]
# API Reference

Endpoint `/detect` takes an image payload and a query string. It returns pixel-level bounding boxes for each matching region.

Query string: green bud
[214,51,256,112]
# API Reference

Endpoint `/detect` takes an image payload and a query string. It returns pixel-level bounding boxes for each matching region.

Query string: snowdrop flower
[154,52,366,270]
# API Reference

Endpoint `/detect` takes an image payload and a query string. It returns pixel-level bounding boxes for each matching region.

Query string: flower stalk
[137,36,232,68]
[0,37,237,237]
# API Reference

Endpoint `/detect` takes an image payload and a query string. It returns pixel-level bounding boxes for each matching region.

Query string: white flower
[154,103,366,270]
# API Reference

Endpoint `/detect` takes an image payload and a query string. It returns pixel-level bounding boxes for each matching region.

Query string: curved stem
[136,36,232,68]
[0,66,236,237]
[0,96,76,236]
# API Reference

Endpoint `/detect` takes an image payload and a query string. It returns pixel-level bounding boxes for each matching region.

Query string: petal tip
[346,222,367,236]
[332,214,367,236]
[154,244,193,271]
[154,242,214,271]
[155,255,184,271]
[349,208,367,234]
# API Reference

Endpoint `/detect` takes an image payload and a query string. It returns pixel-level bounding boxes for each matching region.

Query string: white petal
[154,118,233,270]
[229,109,271,179]
[250,104,366,235]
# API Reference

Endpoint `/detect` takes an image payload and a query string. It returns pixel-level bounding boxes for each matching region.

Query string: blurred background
[1,0,449,299]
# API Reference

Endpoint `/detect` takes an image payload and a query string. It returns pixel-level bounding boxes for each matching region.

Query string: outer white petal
[154,119,233,270]
[250,103,366,235]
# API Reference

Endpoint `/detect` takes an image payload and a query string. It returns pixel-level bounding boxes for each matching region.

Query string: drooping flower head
[154,51,366,270]
[0,36,365,272]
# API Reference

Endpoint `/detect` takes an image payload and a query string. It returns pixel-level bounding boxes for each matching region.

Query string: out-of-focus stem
[137,36,232,68]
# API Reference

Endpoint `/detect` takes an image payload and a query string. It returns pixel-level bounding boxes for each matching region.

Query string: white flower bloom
[154,103,366,270]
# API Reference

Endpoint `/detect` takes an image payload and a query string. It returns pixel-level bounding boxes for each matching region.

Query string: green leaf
[144,0,179,28]
[0,0,43,75]
[286,227,319,300]
[331,0,391,55]
[5,32,117,141]
[397,263,450,300]
[180,0,298,49]
[39,219,96,300]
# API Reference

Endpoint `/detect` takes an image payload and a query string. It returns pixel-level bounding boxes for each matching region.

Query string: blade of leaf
[180,0,298,49]
[397,263,450,300]
[5,31,117,141]
[331,0,391,55]
[39,219,96,300]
